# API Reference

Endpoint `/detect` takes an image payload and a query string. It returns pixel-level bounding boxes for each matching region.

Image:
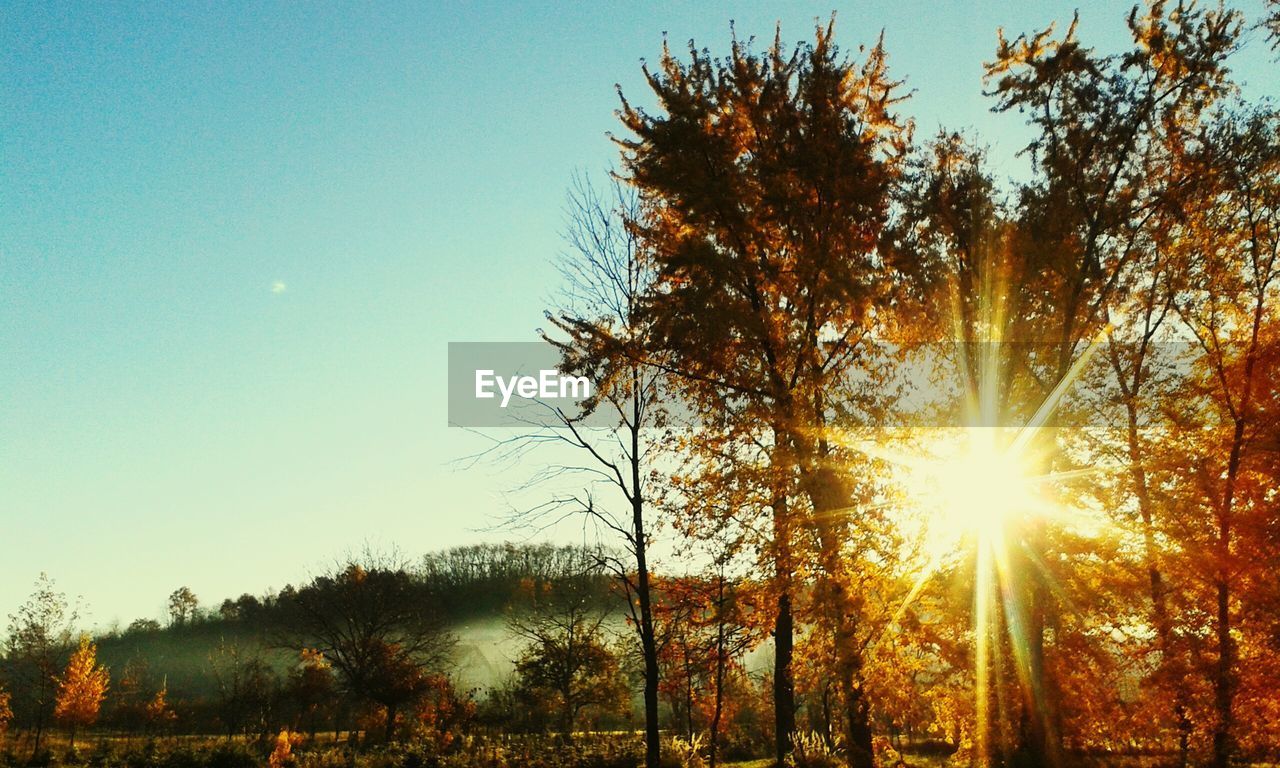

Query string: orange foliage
[0,685,11,737]
[54,635,110,739]
[144,683,177,731]
[268,729,303,768]
[411,675,476,754]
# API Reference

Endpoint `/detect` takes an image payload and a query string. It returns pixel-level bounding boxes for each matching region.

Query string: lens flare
[851,327,1117,767]
[921,430,1037,553]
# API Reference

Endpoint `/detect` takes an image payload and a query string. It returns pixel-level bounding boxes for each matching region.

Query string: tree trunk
[640,618,660,768]
[1212,572,1233,768]
[826,557,874,768]
[821,685,834,748]
[1209,280,1265,768]
[801,459,874,768]
[773,592,795,767]
[1019,574,1053,768]
[630,386,662,768]
[843,673,874,768]
[32,713,45,759]
[685,656,695,740]
[710,651,724,768]
[384,703,397,742]
[1122,395,1193,763]
[768,467,798,768]
[1211,418,1246,768]
[1013,385,1066,768]
[709,577,728,768]
[559,675,576,744]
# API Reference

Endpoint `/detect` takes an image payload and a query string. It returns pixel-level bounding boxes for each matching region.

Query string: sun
[937,434,1034,533]
[914,429,1040,558]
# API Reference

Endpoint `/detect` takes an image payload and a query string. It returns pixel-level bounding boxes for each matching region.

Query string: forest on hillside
[5,3,1280,768]
[3,546,631,749]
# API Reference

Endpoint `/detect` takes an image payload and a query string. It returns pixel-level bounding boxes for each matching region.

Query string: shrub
[786,731,844,768]
[660,735,705,768]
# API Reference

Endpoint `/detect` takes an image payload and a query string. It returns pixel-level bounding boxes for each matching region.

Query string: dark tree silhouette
[279,556,454,741]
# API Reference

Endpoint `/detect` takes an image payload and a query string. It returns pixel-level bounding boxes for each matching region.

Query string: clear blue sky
[2,1,1275,629]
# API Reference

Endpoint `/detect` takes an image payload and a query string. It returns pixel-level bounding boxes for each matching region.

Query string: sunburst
[843,324,1118,766]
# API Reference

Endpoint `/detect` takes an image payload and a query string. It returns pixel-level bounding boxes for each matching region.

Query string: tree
[108,654,177,738]
[420,543,603,615]
[0,685,12,743]
[1166,107,1280,768]
[699,562,758,768]
[220,594,263,623]
[508,569,628,738]
[286,649,336,738]
[658,462,768,767]
[209,640,276,739]
[268,729,301,768]
[54,635,110,749]
[487,171,669,767]
[355,640,435,741]
[111,655,150,736]
[279,556,455,741]
[143,683,177,734]
[1098,192,1196,761]
[891,127,1181,763]
[126,618,161,635]
[168,587,199,626]
[980,4,1241,763]
[654,566,758,768]
[616,19,912,767]
[409,675,475,754]
[3,573,78,757]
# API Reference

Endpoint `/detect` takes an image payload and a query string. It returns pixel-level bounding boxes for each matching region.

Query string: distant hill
[93,543,618,703]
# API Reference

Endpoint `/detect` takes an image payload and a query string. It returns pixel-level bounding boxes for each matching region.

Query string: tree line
[520,3,1280,768]
[0,545,640,757]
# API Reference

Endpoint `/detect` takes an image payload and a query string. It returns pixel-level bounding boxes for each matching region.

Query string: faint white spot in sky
[271,281,287,294]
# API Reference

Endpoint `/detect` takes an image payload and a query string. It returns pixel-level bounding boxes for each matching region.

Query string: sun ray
[833,321,1123,766]
[1008,325,1113,456]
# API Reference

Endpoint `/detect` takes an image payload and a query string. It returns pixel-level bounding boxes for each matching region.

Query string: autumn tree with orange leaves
[287,649,336,738]
[1163,107,1280,765]
[143,683,177,735]
[54,635,109,749]
[616,19,915,768]
[508,568,628,739]
[932,3,1246,765]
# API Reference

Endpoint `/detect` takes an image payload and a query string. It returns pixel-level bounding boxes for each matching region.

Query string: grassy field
[6,732,1272,768]
[0,731,917,768]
